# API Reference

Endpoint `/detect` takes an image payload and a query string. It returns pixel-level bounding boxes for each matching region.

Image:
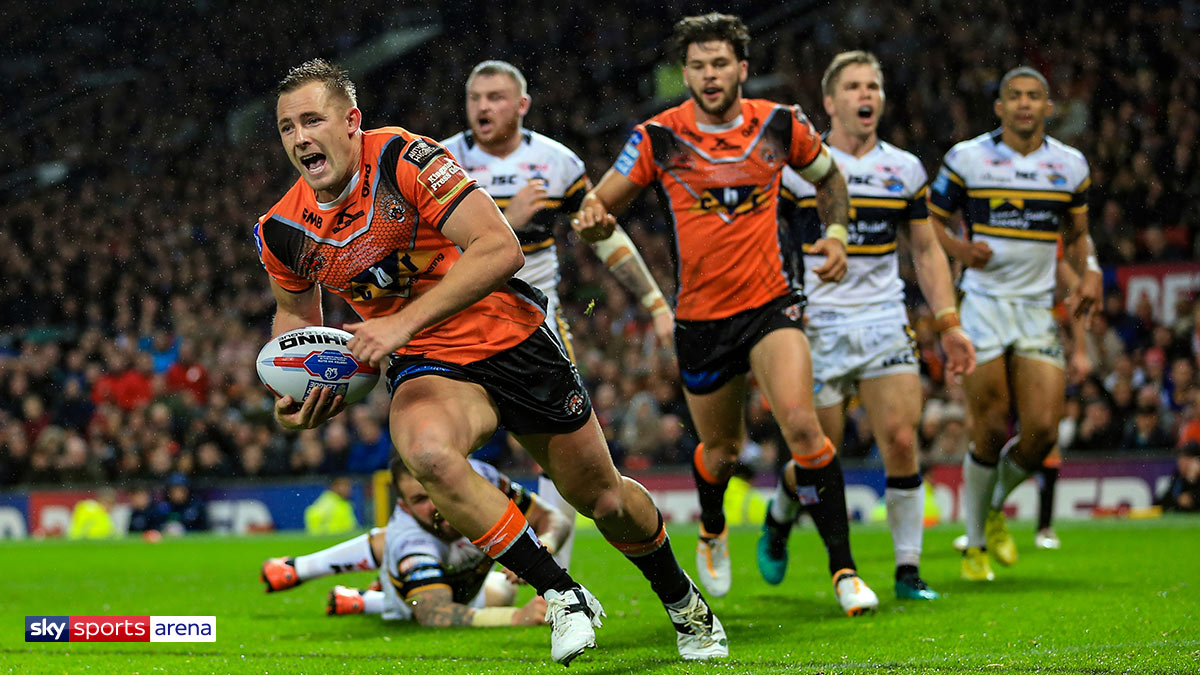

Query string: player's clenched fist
[345,314,413,368]
[504,178,549,229]
[573,192,617,242]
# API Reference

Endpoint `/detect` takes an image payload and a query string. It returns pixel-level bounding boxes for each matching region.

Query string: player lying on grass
[262,456,569,627]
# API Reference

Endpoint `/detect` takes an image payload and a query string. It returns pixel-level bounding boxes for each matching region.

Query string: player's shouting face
[276,81,363,202]
[995,75,1054,139]
[467,73,529,149]
[683,40,748,122]
[825,63,884,139]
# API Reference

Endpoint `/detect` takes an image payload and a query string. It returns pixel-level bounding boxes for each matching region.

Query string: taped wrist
[469,606,520,627]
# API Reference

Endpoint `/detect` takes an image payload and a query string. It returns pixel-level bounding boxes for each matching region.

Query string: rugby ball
[256,327,381,405]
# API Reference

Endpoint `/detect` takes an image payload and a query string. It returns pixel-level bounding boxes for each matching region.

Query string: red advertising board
[1113,261,1200,323]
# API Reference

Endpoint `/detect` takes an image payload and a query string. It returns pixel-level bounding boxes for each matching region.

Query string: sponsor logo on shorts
[796,486,820,505]
[564,391,587,416]
[783,303,804,322]
[879,351,918,368]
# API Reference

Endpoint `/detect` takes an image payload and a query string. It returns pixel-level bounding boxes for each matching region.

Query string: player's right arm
[270,278,322,337]
[264,256,345,430]
[805,154,850,282]
[575,124,655,242]
[928,159,992,268]
[409,585,546,627]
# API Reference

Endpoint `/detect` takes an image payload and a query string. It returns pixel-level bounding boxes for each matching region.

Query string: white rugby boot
[543,586,605,666]
[665,580,729,660]
[833,569,879,616]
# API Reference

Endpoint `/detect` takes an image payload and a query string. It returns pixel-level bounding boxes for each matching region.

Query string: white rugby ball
[256,327,381,405]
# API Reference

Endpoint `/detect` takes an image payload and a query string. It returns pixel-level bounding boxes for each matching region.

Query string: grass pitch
[3,519,1198,674]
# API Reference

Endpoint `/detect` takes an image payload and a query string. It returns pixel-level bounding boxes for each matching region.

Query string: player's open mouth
[476,116,493,133]
[300,153,327,175]
[857,105,874,120]
[703,87,722,99]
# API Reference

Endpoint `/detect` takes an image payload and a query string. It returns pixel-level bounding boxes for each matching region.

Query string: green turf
[3,519,1199,674]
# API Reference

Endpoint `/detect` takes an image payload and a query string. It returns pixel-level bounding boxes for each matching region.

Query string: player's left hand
[513,595,549,626]
[809,237,847,282]
[344,314,414,368]
[1068,349,1092,385]
[940,328,976,377]
[1066,269,1103,320]
[573,193,617,242]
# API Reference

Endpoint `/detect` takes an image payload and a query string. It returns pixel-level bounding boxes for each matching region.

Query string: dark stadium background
[2,1,1198,528]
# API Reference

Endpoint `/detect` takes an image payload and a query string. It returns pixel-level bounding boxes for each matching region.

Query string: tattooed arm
[409,586,476,627]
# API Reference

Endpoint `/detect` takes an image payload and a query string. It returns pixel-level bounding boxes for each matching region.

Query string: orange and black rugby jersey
[255,128,546,364]
[614,98,824,321]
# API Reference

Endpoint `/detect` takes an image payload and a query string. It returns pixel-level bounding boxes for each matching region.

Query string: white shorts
[807,309,919,410]
[960,292,1063,368]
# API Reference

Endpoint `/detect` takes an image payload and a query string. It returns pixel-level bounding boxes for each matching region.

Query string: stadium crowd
[1,1,1199,489]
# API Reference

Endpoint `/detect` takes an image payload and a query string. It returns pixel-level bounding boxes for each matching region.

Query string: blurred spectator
[194,441,235,479]
[1071,398,1122,451]
[162,473,208,533]
[304,476,359,535]
[125,486,165,534]
[1123,402,1174,450]
[1156,442,1200,512]
[165,339,209,406]
[923,402,969,462]
[345,409,391,474]
[67,488,117,540]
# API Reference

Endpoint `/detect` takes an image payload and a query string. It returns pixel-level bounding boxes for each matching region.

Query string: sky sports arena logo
[26,616,216,642]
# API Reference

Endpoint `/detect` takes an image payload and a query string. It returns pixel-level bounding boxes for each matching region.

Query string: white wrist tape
[590,228,637,268]
[798,146,834,183]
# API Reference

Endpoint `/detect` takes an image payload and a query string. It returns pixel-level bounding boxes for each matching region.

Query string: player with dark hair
[763,51,975,601]
[576,13,878,614]
[261,457,561,628]
[442,60,671,571]
[254,59,726,663]
[929,66,1102,581]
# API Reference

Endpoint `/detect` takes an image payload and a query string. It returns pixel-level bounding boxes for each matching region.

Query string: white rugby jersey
[780,140,927,318]
[380,458,531,619]
[442,129,589,297]
[928,130,1090,305]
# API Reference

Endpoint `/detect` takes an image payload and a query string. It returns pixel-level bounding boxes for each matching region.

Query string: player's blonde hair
[467,60,528,97]
[821,50,884,97]
[277,58,357,107]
